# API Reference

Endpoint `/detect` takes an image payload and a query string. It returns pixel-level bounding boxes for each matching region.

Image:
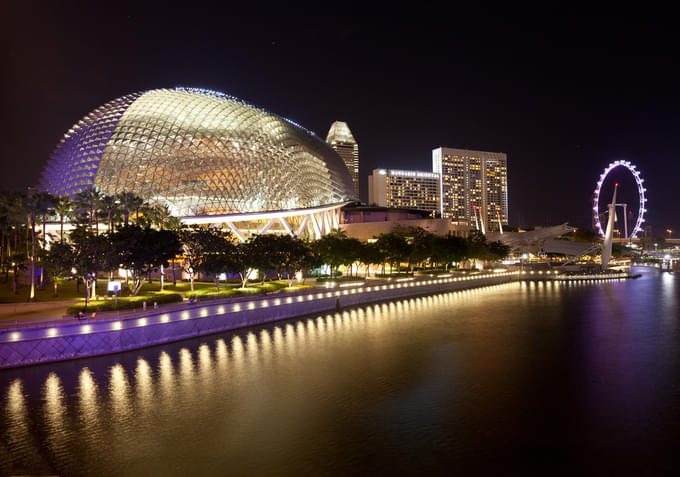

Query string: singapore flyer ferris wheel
[593,160,647,239]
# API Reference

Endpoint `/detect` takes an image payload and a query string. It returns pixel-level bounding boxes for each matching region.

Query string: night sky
[2,4,679,234]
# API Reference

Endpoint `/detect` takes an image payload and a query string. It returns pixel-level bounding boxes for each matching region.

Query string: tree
[70,226,110,307]
[111,225,182,296]
[98,194,120,233]
[486,241,511,262]
[573,228,597,243]
[270,235,312,286]
[42,241,75,297]
[180,226,218,292]
[196,229,235,293]
[375,231,411,275]
[73,189,101,234]
[395,226,434,271]
[116,192,143,226]
[1,192,27,293]
[53,196,73,242]
[465,230,489,267]
[245,234,282,283]
[231,239,261,288]
[313,229,351,278]
[357,241,381,277]
[431,234,468,270]
[23,188,52,301]
[164,216,183,286]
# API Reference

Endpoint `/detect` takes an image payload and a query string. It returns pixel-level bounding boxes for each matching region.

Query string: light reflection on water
[1,270,679,475]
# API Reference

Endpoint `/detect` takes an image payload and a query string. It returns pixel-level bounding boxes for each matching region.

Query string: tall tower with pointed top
[326,121,359,200]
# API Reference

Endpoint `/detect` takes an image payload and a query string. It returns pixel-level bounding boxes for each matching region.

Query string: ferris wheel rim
[593,160,647,238]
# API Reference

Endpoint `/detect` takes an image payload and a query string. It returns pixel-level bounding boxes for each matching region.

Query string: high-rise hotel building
[432,147,508,231]
[368,169,440,215]
[326,121,359,199]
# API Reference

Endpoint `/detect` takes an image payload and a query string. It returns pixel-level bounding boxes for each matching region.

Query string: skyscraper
[432,147,508,231]
[368,168,440,214]
[326,121,359,199]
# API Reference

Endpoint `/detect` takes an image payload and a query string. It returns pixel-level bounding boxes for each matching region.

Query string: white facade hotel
[368,169,440,214]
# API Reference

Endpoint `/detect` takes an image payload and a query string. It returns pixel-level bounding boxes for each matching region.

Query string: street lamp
[667,229,673,239]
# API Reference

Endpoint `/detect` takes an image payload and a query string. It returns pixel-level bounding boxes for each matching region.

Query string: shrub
[67,292,183,313]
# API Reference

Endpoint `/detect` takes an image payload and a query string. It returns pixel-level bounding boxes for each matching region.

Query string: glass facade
[432,147,508,231]
[40,88,355,216]
[326,121,359,200]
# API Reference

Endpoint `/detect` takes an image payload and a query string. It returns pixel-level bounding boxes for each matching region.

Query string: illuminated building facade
[368,169,440,215]
[326,121,359,199]
[39,87,356,240]
[432,147,508,231]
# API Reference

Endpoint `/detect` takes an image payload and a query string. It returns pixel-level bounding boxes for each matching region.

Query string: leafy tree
[196,229,235,292]
[573,228,597,243]
[70,226,110,307]
[486,241,511,262]
[42,241,75,297]
[1,192,28,293]
[245,234,282,282]
[375,231,411,274]
[358,241,384,277]
[431,234,468,270]
[111,225,182,296]
[313,229,350,278]
[271,235,313,286]
[395,226,434,270]
[231,239,261,288]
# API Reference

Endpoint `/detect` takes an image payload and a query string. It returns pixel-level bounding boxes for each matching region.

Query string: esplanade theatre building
[39,87,356,240]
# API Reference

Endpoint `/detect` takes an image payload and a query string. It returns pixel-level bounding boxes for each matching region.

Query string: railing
[0,272,519,344]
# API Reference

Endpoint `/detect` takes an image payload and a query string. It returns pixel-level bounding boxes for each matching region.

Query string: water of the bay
[1,268,679,476]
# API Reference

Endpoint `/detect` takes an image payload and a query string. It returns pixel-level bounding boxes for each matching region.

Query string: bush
[374,272,414,278]
[67,292,183,313]
[315,276,363,283]
[283,284,315,292]
[255,281,288,292]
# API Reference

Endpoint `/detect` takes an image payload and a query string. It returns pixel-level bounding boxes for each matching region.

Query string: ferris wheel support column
[602,184,618,270]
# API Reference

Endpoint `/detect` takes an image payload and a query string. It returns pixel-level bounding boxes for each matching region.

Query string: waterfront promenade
[0,272,518,369]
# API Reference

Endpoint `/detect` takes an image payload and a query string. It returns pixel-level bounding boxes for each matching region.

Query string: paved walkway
[0,300,78,325]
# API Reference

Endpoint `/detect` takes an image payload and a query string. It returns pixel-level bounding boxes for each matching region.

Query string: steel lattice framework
[39,88,355,217]
[593,160,647,238]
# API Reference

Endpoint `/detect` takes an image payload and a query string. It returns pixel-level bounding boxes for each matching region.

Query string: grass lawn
[185,281,316,300]
[2,273,317,306]
[66,291,184,313]
[0,273,214,304]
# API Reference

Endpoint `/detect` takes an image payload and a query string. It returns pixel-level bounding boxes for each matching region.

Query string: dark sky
[2,3,679,234]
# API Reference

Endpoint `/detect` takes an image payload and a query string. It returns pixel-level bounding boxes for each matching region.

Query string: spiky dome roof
[40,87,355,216]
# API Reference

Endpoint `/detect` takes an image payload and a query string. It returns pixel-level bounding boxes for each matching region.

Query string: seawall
[0,272,518,369]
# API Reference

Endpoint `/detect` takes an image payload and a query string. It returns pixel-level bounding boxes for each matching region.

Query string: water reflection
[1,273,679,475]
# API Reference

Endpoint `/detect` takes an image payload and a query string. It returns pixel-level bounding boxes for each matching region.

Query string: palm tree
[130,196,145,225]
[23,188,51,301]
[73,189,101,233]
[0,191,11,282]
[98,194,119,233]
[0,193,26,293]
[37,191,55,290]
[116,191,138,226]
[53,196,73,242]
[165,216,182,286]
